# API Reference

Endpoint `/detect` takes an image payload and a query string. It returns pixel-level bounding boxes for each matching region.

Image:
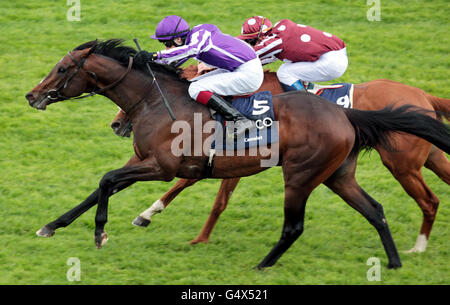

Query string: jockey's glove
[134,51,158,65]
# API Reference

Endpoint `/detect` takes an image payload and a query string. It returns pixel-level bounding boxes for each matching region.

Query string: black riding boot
[207,94,254,137]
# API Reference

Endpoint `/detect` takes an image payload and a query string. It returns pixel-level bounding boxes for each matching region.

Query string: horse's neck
[88,56,208,123]
[86,55,144,113]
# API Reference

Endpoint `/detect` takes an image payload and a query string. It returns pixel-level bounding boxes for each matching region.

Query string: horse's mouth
[112,121,132,138]
[30,96,49,110]
[120,128,131,138]
[116,126,132,138]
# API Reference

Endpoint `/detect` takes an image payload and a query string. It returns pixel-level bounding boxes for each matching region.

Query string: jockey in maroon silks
[134,15,264,137]
[237,16,348,91]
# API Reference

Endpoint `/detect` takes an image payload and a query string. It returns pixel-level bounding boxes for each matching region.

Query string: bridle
[46,46,175,119]
[46,51,134,102]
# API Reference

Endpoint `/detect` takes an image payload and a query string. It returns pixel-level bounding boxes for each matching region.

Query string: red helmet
[237,16,273,40]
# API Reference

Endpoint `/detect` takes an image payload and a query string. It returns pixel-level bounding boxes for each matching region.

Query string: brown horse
[112,65,450,253]
[26,39,450,269]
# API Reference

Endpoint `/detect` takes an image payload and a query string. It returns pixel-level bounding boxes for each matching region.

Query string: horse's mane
[73,39,187,82]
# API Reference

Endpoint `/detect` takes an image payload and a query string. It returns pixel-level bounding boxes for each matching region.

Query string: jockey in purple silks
[134,15,264,137]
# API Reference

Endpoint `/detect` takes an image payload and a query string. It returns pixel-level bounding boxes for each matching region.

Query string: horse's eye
[58,67,67,74]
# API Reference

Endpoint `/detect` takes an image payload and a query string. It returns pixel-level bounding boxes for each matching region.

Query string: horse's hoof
[404,247,426,254]
[36,225,55,237]
[189,238,208,245]
[387,261,402,269]
[254,264,265,270]
[132,216,151,227]
[405,248,418,254]
[95,232,108,249]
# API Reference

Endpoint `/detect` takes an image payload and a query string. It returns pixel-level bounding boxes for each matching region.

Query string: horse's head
[26,47,96,110]
[110,108,132,137]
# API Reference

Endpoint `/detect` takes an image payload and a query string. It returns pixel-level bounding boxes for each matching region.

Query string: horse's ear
[87,46,96,56]
[85,39,99,56]
[74,46,95,59]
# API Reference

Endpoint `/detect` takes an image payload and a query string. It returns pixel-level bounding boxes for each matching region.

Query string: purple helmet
[150,15,190,41]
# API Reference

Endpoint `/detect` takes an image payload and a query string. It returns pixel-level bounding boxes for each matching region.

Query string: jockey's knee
[329,66,346,80]
[327,58,348,80]
[276,69,297,87]
[188,83,202,100]
[248,74,264,92]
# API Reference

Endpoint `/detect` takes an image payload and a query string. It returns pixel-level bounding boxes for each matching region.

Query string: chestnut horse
[112,65,450,253]
[26,40,450,269]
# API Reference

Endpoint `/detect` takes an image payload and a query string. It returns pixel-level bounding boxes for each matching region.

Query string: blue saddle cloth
[212,91,279,152]
[307,82,354,108]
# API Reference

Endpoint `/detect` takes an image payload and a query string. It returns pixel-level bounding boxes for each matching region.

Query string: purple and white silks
[156,24,257,71]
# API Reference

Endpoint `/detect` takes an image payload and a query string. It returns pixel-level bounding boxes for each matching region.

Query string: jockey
[134,15,264,137]
[237,16,348,91]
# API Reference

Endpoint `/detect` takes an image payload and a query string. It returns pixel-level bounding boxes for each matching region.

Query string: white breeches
[188,58,264,99]
[277,47,348,85]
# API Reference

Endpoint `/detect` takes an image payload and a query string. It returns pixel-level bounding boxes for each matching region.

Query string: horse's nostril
[26,92,35,102]
[111,122,121,129]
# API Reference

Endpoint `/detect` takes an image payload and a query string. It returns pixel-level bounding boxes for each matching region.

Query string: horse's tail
[425,93,450,121]
[344,104,450,158]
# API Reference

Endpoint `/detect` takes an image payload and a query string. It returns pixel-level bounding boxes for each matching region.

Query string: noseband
[47,51,133,101]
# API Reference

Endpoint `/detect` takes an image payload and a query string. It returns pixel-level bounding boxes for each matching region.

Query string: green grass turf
[0,0,448,284]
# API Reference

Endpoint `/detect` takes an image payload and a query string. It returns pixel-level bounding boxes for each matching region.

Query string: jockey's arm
[260,55,278,65]
[253,35,282,66]
[156,29,211,66]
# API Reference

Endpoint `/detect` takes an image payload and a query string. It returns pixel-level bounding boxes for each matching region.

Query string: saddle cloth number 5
[252,99,270,115]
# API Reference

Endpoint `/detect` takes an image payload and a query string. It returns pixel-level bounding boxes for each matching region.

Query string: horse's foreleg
[94,156,171,248]
[389,169,439,253]
[190,178,240,244]
[324,157,402,268]
[36,182,134,237]
[36,188,100,237]
[380,147,440,253]
[132,178,201,227]
[36,156,140,238]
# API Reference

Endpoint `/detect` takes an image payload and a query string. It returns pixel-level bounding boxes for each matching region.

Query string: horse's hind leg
[256,183,310,269]
[324,157,402,269]
[132,178,201,227]
[257,154,345,269]
[190,178,240,244]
